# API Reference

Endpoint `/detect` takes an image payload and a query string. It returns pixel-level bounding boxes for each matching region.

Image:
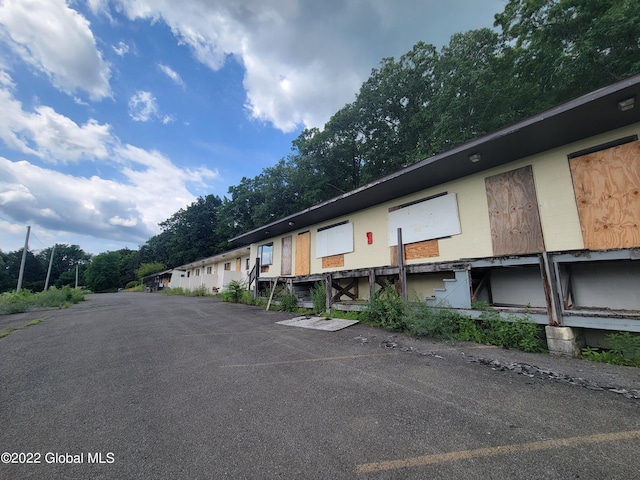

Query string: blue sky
[0,0,505,255]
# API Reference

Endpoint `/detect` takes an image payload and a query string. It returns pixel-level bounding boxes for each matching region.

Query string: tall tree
[430,29,518,152]
[0,249,44,292]
[84,251,122,292]
[144,194,227,267]
[36,244,90,289]
[495,0,640,105]
[354,41,439,180]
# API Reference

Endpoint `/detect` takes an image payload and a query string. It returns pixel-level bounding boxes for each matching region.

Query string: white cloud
[0,86,218,248]
[110,0,504,132]
[128,91,157,122]
[0,85,111,162]
[128,90,173,123]
[0,145,218,245]
[158,63,185,87]
[113,41,130,57]
[0,0,111,100]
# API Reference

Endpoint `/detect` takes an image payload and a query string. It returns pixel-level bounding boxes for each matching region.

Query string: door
[485,165,545,256]
[281,236,292,275]
[295,231,310,276]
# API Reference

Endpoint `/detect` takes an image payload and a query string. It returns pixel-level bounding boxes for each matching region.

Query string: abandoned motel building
[152,74,640,356]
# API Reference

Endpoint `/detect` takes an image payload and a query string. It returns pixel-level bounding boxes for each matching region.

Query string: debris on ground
[469,357,640,400]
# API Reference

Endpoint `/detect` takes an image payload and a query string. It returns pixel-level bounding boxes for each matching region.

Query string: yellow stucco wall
[251,124,639,277]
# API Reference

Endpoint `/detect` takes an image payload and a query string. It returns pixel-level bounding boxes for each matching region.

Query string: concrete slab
[276,316,359,331]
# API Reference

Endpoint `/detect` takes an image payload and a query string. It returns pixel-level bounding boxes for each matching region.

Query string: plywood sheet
[388,193,461,246]
[322,254,345,268]
[276,316,359,331]
[390,240,439,264]
[281,236,292,275]
[316,222,354,257]
[295,231,310,276]
[569,140,640,250]
[485,165,545,256]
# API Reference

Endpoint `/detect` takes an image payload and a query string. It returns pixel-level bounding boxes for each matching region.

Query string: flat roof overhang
[231,74,640,246]
[175,246,251,270]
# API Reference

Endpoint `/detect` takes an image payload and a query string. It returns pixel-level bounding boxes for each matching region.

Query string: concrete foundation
[545,326,586,357]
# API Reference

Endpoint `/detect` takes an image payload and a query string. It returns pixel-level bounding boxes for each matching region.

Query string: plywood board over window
[281,236,292,275]
[570,140,640,250]
[322,254,344,268]
[388,193,461,246]
[295,231,310,276]
[316,222,354,258]
[390,240,439,264]
[485,165,545,256]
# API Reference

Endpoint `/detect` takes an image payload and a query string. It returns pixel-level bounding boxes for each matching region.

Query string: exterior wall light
[618,97,635,111]
[469,153,482,163]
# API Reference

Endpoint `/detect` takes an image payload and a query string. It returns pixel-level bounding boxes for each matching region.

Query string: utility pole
[44,244,56,291]
[16,226,31,292]
[75,264,79,289]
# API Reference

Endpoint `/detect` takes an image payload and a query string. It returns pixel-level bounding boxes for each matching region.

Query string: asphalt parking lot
[1,292,639,479]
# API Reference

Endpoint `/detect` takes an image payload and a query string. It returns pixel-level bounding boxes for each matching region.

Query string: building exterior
[170,247,252,293]
[142,269,174,291]
[230,75,640,351]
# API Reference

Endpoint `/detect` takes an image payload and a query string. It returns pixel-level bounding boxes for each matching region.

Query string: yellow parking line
[220,352,394,368]
[356,430,640,474]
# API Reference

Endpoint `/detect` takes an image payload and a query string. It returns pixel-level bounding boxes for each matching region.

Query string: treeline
[140,0,640,268]
[3,0,639,293]
[0,245,138,293]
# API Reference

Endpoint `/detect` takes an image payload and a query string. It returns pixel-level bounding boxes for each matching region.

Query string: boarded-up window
[281,236,292,275]
[485,165,545,256]
[388,193,461,246]
[390,240,439,264]
[295,231,310,276]
[322,254,344,268]
[569,140,640,250]
[316,222,353,258]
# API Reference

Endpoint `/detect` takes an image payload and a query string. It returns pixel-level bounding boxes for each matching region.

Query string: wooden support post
[397,228,407,302]
[266,277,280,311]
[325,274,332,313]
[368,268,376,300]
[539,252,562,326]
[253,257,260,299]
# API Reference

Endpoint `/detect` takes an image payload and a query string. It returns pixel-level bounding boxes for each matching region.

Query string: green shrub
[310,281,326,314]
[582,332,640,367]
[190,286,208,297]
[276,287,299,312]
[0,291,32,314]
[361,282,405,331]
[0,287,84,315]
[402,302,545,353]
[471,310,546,352]
[164,287,187,296]
[404,303,463,340]
[125,280,140,289]
[222,280,245,303]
